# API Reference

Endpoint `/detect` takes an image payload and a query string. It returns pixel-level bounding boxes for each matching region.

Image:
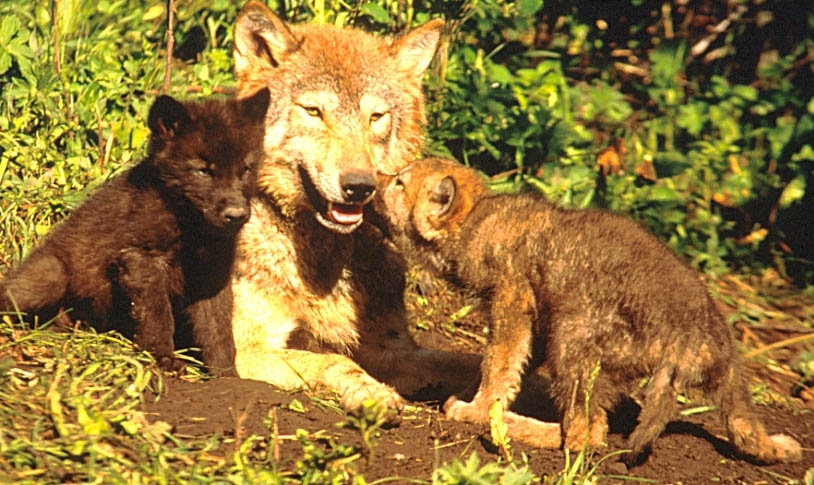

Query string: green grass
[0,315,353,483]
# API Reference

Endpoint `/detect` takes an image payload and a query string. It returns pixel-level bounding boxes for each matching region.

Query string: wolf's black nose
[340,171,376,203]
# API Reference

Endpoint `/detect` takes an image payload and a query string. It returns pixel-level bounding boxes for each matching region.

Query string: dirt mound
[144,375,812,483]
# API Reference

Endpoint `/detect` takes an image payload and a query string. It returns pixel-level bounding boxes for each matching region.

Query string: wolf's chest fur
[231,197,365,355]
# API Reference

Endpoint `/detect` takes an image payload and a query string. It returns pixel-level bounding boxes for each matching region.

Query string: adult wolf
[228,1,479,413]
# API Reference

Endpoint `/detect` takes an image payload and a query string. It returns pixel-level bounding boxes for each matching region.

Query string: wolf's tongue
[328,202,364,225]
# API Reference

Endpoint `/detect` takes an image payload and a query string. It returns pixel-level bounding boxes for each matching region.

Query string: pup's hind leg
[548,308,617,452]
[713,365,802,464]
[557,369,613,452]
[623,365,678,466]
[0,251,71,324]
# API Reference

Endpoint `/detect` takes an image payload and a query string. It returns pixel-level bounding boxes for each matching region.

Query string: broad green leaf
[677,103,706,136]
[732,84,758,102]
[518,0,543,16]
[790,144,814,163]
[0,15,21,44]
[778,174,806,208]
[649,185,681,201]
[142,4,165,21]
[360,3,390,25]
[487,62,513,86]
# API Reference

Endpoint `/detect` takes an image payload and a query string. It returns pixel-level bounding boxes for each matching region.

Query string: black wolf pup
[381,157,802,466]
[0,89,270,374]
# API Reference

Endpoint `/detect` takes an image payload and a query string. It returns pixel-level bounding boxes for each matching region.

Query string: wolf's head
[146,89,270,237]
[233,1,443,234]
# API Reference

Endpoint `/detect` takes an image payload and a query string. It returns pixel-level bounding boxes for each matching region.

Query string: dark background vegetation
[1,0,812,284]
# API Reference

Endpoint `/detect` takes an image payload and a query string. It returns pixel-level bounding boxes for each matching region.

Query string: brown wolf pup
[226,0,480,414]
[380,157,803,465]
[0,89,270,374]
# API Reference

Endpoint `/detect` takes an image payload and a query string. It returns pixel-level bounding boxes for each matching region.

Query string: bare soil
[143,273,814,483]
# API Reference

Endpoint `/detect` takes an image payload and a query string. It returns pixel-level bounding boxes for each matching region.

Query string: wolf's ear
[430,175,456,217]
[148,96,192,141]
[239,88,271,123]
[392,18,445,81]
[234,1,299,77]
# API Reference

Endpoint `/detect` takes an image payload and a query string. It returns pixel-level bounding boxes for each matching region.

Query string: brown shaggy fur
[0,90,270,373]
[224,1,479,414]
[380,157,803,465]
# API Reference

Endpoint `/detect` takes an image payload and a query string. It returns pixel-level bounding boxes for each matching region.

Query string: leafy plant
[338,398,396,465]
[432,452,535,485]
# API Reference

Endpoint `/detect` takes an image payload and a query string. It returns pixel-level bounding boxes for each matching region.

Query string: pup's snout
[340,170,376,203]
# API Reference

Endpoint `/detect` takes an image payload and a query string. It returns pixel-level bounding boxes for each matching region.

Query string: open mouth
[299,165,366,234]
[326,202,364,226]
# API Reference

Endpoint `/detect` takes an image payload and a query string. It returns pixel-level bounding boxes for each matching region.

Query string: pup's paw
[444,396,489,424]
[157,355,187,374]
[501,411,562,449]
[765,434,803,463]
[564,412,608,452]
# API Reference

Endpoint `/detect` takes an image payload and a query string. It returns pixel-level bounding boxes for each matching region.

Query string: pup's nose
[223,206,249,226]
[340,170,376,203]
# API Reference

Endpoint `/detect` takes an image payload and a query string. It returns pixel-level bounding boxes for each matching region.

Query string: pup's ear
[239,87,271,123]
[431,176,456,217]
[392,18,445,81]
[148,95,192,141]
[234,1,299,78]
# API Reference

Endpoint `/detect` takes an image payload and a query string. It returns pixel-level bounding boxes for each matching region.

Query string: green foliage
[0,0,241,269]
[432,452,536,485]
[291,428,364,484]
[4,0,813,280]
[425,0,814,281]
[0,317,164,482]
[338,398,396,465]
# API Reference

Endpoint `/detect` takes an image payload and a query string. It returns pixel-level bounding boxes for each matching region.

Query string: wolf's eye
[303,106,322,118]
[393,176,405,190]
[370,112,384,123]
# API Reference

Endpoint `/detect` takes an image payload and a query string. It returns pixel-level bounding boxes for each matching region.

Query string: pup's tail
[0,251,71,326]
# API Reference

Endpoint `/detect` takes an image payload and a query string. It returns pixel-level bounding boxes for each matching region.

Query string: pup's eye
[394,176,405,190]
[303,106,322,118]
[198,160,215,176]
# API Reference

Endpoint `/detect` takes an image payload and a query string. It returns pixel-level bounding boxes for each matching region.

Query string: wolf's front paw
[341,382,404,424]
